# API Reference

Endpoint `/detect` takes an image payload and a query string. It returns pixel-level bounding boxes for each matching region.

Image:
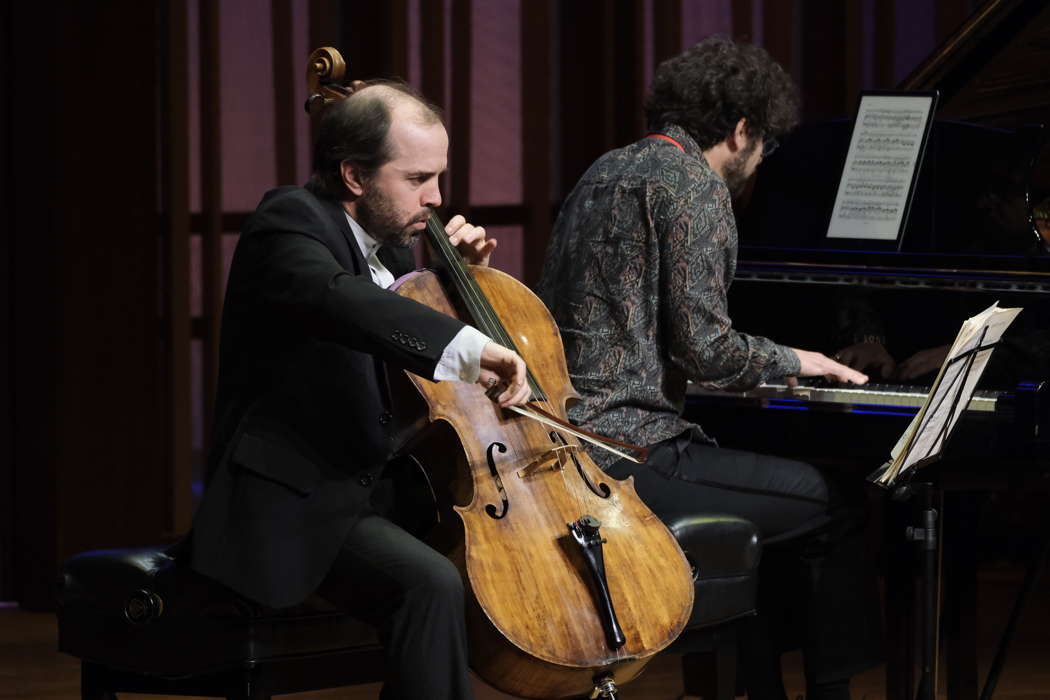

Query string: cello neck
[423,216,545,400]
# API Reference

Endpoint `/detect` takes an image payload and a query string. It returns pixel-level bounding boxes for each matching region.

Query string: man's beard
[356,186,431,249]
[722,141,759,199]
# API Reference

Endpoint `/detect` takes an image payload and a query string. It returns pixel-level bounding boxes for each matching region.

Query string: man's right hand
[478,342,531,407]
[788,348,869,386]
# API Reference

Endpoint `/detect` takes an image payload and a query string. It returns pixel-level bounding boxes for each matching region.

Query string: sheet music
[827,94,935,242]
[877,303,1021,486]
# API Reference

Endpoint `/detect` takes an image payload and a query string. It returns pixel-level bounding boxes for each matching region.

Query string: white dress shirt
[345,211,489,382]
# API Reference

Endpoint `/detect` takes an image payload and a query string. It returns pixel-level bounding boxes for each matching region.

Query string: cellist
[189,82,528,700]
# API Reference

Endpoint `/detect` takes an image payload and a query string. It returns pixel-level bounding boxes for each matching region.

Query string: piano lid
[899,0,1050,128]
[739,0,1050,271]
[739,119,1048,268]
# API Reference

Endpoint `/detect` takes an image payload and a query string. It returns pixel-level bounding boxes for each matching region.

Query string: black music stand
[869,327,1001,700]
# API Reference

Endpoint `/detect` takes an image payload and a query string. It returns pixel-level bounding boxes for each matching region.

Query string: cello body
[390,266,694,698]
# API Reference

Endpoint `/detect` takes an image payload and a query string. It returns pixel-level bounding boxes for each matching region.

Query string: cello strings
[426,216,626,523]
[426,218,549,402]
[507,406,639,463]
[426,220,591,520]
[427,221,623,525]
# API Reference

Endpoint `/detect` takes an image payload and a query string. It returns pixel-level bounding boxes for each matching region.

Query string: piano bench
[56,517,759,700]
[668,514,762,700]
[57,547,383,700]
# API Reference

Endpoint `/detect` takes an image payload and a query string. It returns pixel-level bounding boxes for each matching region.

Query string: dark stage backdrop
[1,0,979,607]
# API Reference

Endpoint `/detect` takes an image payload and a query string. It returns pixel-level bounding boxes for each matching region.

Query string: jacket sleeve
[228,191,465,379]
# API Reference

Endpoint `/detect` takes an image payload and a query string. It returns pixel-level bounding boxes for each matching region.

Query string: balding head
[308,80,444,200]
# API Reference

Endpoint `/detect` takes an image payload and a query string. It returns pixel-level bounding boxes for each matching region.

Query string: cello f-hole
[484,442,510,519]
[552,432,611,499]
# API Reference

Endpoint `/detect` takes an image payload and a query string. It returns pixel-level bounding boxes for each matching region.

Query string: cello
[305,47,694,699]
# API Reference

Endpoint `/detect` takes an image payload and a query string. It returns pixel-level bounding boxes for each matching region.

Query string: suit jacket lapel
[377,244,417,279]
[317,196,367,277]
[315,192,418,279]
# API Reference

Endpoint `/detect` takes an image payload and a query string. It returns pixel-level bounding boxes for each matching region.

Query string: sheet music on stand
[870,302,1022,488]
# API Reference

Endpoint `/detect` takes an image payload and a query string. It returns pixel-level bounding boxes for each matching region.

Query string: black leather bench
[57,515,760,700]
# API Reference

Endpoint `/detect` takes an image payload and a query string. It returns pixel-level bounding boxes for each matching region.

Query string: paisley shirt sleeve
[656,163,800,390]
[538,123,798,468]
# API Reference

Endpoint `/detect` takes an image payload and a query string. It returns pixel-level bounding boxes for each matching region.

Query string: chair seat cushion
[667,515,761,629]
[57,547,380,677]
[58,516,760,677]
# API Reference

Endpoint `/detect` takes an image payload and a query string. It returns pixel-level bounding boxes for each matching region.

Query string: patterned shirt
[537,123,801,469]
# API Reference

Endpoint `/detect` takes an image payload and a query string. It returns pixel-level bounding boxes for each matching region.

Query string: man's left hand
[446,214,497,266]
[894,344,950,382]
[834,342,896,379]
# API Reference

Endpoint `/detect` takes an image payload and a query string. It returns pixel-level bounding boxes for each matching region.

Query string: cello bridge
[516,444,579,478]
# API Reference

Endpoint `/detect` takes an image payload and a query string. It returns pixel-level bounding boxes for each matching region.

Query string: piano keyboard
[687,381,1000,413]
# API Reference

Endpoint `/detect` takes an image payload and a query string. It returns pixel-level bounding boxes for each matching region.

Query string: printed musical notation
[837,203,901,220]
[843,181,905,198]
[827,93,935,242]
[860,109,925,131]
[855,135,917,152]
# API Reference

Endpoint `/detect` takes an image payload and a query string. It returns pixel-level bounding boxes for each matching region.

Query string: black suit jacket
[190,186,464,607]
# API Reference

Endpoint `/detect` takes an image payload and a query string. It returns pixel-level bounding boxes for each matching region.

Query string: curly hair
[645,36,799,150]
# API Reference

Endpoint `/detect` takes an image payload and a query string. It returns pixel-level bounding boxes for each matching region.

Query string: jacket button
[378,412,391,425]
[358,474,374,487]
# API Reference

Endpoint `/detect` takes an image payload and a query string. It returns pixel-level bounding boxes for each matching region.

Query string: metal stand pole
[903,484,939,700]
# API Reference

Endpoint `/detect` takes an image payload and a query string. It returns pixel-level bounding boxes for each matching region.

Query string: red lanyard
[647,133,684,152]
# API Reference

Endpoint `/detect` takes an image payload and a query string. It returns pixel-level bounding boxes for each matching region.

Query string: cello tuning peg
[304,94,326,115]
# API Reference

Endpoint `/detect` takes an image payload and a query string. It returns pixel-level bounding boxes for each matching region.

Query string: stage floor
[3,569,1048,699]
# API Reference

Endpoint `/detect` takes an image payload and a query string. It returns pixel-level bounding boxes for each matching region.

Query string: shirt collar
[655,123,704,162]
[344,210,381,260]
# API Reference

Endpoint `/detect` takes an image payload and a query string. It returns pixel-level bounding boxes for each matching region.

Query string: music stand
[869,304,1018,700]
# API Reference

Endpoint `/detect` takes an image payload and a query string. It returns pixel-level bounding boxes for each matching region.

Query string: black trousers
[316,513,474,700]
[606,434,883,696]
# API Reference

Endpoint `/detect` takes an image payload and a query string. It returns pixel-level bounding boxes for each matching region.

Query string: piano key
[687,381,1000,413]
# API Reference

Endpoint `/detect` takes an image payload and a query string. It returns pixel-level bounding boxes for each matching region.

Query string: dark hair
[645,36,799,150]
[308,80,443,199]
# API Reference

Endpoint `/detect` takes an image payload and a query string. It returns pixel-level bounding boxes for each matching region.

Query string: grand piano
[684,1,1050,698]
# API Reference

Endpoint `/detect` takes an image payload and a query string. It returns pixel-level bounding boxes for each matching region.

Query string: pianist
[538,37,882,700]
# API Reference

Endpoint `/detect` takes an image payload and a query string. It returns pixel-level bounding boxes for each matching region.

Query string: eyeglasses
[761,138,779,159]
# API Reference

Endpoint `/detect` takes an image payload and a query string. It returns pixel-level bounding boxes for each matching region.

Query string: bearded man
[189,82,529,700]
[538,37,882,700]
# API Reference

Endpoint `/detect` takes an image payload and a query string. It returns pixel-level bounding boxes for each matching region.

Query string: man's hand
[834,342,896,379]
[446,214,497,266]
[894,344,949,382]
[478,341,531,406]
[787,348,869,387]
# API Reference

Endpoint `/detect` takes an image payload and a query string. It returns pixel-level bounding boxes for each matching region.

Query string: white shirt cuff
[433,326,490,383]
